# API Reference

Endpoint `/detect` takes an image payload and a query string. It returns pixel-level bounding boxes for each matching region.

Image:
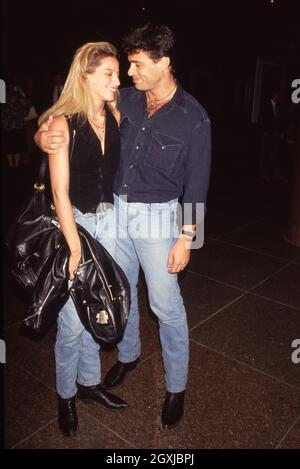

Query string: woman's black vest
[69,109,120,214]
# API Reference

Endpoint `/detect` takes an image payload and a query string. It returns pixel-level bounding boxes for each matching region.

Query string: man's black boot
[77,383,128,409]
[58,395,78,437]
[102,358,140,388]
[161,391,185,429]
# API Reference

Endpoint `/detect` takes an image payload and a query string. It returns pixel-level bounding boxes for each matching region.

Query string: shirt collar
[170,82,187,113]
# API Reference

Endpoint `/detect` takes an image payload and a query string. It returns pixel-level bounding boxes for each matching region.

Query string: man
[35,23,211,429]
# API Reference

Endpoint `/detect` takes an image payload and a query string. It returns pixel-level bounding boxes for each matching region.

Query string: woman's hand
[68,251,81,280]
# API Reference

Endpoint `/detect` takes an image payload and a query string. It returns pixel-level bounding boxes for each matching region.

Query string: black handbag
[7,158,59,291]
[5,155,70,333]
[6,121,76,292]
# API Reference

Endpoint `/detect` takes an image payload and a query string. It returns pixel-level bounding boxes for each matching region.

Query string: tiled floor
[3,160,300,449]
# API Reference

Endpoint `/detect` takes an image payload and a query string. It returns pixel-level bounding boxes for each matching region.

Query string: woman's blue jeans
[55,206,116,399]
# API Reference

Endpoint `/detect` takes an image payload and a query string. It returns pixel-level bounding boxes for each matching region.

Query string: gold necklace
[90,113,106,140]
[146,84,177,108]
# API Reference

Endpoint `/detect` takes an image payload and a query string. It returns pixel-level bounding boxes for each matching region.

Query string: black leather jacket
[24,222,130,345]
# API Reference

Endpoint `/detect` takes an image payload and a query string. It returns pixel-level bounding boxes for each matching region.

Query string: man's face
[127,51,164,91]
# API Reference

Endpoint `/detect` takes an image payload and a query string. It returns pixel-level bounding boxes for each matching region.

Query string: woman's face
[86,56,120,103]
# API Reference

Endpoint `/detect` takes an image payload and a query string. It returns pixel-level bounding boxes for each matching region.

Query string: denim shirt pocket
[145,131,183,173]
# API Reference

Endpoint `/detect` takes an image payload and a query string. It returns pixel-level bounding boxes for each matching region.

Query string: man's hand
[34,116,67,155]
[167,237,192,274]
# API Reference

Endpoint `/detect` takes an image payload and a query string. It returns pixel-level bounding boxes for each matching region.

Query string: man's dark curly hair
[123,23,175,67]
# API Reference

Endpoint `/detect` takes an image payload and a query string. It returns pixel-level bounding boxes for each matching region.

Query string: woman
[38,42,127,438]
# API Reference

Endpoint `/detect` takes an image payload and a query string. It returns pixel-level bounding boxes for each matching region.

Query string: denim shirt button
[162,146,165,150]
[136,145,140,150]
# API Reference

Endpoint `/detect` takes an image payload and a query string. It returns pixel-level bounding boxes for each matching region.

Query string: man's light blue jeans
[55,206,116,399]
[114,194,189,393]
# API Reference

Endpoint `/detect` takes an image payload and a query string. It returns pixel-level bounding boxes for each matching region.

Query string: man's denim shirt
[114,84,211,224]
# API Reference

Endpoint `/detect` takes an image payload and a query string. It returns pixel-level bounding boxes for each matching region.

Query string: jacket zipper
[51,219,60,228]
[82,233,114,302]
[25,285,55,326]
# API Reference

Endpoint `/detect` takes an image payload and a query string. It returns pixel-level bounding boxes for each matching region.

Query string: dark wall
[1,0,300,121]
